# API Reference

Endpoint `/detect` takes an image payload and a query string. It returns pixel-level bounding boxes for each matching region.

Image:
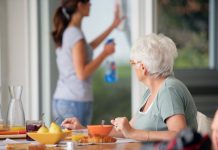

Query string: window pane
[83,0,131,124]
[93,66,131,124]
[157,0,209,69]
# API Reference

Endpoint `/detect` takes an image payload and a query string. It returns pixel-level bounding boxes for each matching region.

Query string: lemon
[37,125,49,133]
[49,122,62,133]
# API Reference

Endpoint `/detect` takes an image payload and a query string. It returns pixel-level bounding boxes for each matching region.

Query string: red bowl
[87,125,113,136]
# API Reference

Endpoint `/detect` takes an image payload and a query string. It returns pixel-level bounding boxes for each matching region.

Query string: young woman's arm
[72,39,114,80]
[89,25,115,49]
[89,6,124,49]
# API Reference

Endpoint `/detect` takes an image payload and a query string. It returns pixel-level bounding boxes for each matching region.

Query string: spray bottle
[104,39,118,83]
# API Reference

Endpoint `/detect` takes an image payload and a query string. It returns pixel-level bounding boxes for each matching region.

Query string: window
[157,0,209,69]
[156,0,218,117]
[157,0,218,70]
[83,0,131,124]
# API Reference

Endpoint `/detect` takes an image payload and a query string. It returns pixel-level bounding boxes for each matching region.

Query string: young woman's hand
[111,4,125,29]
[61,117,85,130]
[103,42,115,57]
[111,117,133,138]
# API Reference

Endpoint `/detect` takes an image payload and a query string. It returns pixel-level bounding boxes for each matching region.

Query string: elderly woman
[61,33,198,141]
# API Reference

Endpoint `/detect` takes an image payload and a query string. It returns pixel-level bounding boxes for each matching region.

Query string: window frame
[209,0,218,69]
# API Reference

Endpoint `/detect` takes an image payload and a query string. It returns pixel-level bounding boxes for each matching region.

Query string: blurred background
[0,0,217,125]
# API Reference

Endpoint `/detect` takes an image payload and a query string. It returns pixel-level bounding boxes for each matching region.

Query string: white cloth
[197,111,212,135]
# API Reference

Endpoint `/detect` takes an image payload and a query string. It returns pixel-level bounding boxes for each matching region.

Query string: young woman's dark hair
[52,0,89,47]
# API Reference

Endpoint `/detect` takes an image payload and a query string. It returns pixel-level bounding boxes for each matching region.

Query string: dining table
[1,138,146,150]
[63,142,143,150]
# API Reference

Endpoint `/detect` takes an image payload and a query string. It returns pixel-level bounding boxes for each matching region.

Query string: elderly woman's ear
[141,64,147,75]
[141,64,145,70]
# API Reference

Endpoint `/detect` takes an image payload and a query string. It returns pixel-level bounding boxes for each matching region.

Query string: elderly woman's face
[212,111,218,150]
[129,60,141,69]
[129,60,145,81]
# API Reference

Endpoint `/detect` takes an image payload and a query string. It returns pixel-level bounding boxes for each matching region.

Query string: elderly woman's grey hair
[130,33,178,78]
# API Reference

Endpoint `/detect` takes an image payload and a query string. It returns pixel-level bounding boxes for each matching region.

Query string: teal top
[133,76,197,131]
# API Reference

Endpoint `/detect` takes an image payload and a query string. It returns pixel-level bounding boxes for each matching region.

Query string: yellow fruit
[37,124,49,133]
[49,122,62,133]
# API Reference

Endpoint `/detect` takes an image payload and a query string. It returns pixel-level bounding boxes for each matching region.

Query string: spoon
[41,113,44,121]
[54,117,59,122]
[101,120,105,126]
[41,113,45,126]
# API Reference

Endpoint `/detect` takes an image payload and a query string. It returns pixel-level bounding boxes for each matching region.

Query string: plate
[76,141,116,146]
[0,134,26,139]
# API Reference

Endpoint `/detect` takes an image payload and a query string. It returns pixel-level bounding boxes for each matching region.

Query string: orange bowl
[87,125,113,136]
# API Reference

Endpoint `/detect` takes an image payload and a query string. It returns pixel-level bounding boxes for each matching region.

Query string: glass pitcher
[0,86,5,130]
[6,86,25,131]
[0,104,4,130]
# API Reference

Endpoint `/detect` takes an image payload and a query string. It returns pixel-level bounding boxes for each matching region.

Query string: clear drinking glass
[71,129,88,142]
[6,86,25,131]
[26,120,42,140]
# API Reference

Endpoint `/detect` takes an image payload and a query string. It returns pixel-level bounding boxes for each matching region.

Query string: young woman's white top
[53,26,93,101]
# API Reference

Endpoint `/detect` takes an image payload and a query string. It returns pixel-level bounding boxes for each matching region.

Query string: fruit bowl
[27,130,71,144]
[87,125,113,136]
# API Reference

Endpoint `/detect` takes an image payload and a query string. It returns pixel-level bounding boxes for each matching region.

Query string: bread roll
[79,135,116,143]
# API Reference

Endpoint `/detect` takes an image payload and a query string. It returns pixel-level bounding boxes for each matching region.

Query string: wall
[0,0,8,120]
[0,0,39,121]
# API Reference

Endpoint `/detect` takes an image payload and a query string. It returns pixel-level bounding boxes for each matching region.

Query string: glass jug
[0,86,5,130]
[0,104,4,130]
[6,86,25,131]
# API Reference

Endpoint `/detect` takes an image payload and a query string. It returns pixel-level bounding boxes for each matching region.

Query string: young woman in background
[52,0,124,126]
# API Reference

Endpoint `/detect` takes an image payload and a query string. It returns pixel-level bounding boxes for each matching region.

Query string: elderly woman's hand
[111,117,133,138]
[61,117,85,130]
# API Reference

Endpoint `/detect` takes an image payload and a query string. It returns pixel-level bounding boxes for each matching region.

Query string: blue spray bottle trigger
[105,39,114,44]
